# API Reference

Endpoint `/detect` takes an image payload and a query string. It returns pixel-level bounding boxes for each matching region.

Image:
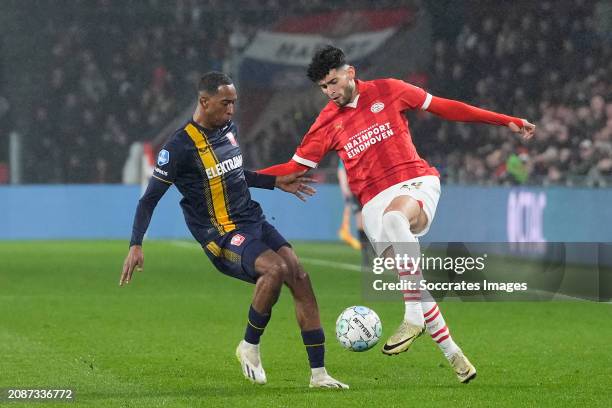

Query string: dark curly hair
[198,71,233,95]
[307,45,346,82]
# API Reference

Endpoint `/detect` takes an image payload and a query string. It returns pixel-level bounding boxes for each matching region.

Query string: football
[335,306,382,352]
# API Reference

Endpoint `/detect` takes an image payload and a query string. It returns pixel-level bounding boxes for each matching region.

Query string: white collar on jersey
[345,93,360,109]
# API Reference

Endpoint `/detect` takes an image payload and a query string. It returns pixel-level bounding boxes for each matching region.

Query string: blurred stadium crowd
[19,0,242,183]
[418,0,612,187]
[1,0,610,186]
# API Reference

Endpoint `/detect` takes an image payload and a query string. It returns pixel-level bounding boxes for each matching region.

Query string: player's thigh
[252,248,290,282]
[204,230,285,284]
[275,246,311,289]
[262,223,298,278]
[395,176,441,237]
[362,176,440,249]
[384,195,426,232]
[362,199,386,255]
[260,221,306,285]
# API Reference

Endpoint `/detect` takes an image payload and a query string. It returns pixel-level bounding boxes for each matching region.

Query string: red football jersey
[293,78,439,205]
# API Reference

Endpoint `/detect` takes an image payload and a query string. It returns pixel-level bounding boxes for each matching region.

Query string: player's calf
[251,251,289,312]
[277,246,321,330]
[276,247,349,389]
[236,251,288,385]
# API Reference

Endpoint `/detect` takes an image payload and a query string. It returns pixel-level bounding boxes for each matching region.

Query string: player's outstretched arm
[275,170,317,201]
[120,177,170,286]
[426,95,535,139]
[258,160,309,176]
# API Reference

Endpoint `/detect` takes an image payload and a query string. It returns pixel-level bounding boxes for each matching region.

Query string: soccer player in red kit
[259,46,535,383]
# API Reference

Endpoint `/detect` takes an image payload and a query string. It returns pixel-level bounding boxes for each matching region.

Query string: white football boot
[381,320,425,355]
[309,367,349,389]
[235,340,266,385]
[449,350,477,383]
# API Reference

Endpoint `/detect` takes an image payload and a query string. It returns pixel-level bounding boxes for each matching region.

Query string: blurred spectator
[23,0,237,183]
[9,0,611,187]
[414,0,612,187]
[10,0,423,183]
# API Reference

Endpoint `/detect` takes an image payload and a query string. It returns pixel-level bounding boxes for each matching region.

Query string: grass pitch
[0,240,610,407]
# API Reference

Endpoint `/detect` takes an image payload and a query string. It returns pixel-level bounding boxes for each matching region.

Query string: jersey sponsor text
[206,154,243,179]
[343,122,394,159]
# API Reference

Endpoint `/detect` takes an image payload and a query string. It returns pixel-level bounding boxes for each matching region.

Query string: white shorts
[362,175,441,253]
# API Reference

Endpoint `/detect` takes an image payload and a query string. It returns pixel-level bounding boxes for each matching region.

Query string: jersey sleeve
[258,161,309,176]
[388,78,431,112]
[152,140,180,185]
[244,170,276,190]
[130,177,171,246]
[293,114,333,168]
[426,96,523,127]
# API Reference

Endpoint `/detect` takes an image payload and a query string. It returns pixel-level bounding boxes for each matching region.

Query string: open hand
[275,170,317,201]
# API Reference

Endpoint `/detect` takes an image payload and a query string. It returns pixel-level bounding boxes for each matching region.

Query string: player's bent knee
[283,263,313,293]
[276,246,305,280]
[295,264,309,281]
[265,261,289,283]
[277,246,299,266]
[384,196,422,229]
[254,250,290,282]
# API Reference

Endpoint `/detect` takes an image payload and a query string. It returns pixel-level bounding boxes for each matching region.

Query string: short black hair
[198,71,233,95]
[307,45,346,82]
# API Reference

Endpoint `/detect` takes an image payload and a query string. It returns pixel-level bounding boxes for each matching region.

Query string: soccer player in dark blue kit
[120,72,348,389]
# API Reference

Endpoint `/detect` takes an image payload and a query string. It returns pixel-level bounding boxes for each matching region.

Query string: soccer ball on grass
[335,306,382,352]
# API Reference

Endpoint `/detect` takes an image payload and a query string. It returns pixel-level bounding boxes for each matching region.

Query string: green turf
[0,241,610,407]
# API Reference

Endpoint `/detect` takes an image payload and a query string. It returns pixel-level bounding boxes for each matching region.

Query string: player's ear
[199,95,208,108]
[346,65,356,80]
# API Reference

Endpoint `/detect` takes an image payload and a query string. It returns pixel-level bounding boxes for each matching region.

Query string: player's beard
[338,82,355,107]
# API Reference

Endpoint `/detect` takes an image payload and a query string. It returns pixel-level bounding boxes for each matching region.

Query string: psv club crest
[370,102,385,113]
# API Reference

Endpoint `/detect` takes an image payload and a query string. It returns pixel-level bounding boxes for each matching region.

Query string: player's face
[317,66,356,107]
[200,84,237,128]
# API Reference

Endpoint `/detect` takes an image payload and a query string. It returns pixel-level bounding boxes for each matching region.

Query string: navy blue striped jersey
[152,120,265,244]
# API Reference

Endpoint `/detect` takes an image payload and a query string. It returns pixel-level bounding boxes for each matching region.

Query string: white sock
[421,292,460,360]
[242,340,259,349]
[382,210,424,327]
[311,367,327,377]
